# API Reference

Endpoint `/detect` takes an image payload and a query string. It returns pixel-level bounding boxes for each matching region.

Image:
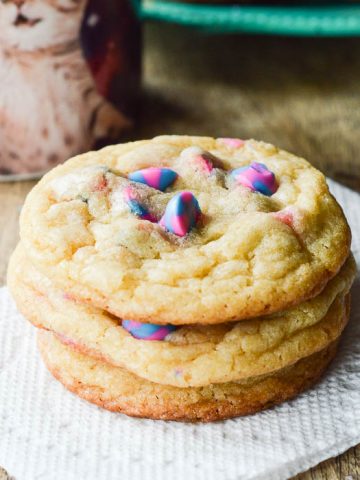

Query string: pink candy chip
[194,154,214,173]
[180,147,218,174]
[217,138,245,148]
[122,320,176,340]
[92,176,108,192]
[141,167,162,189]
[159,191,201,237]
[128,167,177,192]
[123,186,156,222]
[272,209,294,227]
[231,162,278,196]
[272,208,299,230]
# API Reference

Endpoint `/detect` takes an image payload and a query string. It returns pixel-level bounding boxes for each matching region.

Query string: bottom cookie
[38,331,339,422]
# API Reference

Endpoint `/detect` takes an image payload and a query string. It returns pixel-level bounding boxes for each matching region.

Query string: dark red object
[81,0,142,118]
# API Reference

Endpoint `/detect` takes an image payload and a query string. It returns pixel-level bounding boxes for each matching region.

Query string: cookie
[38,330,340,422]
[8,243,354,387]
[19,136,351,325]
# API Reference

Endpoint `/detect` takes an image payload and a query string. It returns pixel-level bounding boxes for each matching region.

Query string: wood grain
[0,22,359,480]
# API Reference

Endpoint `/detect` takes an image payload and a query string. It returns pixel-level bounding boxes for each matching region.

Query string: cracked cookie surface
[19,136,351,324]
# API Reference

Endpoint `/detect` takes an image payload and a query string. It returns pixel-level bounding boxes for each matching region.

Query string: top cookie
[20,136,351,325]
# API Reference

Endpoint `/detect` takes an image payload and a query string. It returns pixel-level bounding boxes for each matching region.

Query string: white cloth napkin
[0,179,359,480]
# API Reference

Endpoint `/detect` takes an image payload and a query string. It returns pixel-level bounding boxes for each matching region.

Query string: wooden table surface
[1,22,360,480]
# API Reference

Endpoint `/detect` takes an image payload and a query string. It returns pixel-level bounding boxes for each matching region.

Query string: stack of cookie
[8,136,355,422]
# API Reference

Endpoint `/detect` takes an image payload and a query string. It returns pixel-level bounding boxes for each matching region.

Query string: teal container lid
[140,1,360,36]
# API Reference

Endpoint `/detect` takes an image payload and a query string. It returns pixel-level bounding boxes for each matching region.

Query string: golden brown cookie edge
[38,330,340,423]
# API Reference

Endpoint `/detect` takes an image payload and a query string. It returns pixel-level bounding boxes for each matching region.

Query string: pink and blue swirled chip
[231,162,278,196]
[122,320,177,340]
[123,186,156,222]
[128,167,177,191]
[159,191,201,237]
